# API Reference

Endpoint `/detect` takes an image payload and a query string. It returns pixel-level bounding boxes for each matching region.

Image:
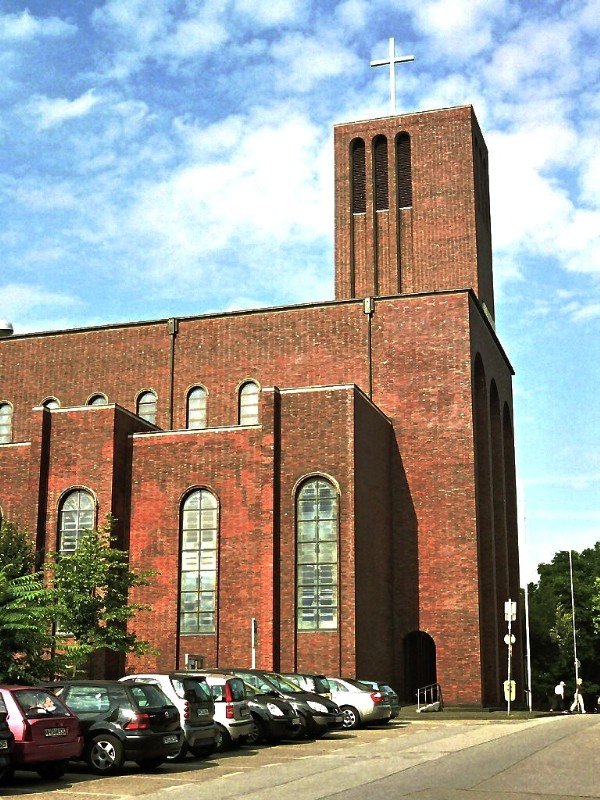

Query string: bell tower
[334,105,495,319]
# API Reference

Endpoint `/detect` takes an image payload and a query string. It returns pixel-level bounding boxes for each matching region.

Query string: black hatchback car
[0,696,14,784]
[42,680,183,774]
[221,669,342,739]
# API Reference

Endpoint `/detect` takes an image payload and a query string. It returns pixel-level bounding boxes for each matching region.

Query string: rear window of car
[130,684,172,709]
[0,696,7,714]
[63,684,132,714]
[345,679,373,692]
[227,679,246,701]
[13,689,70,718]
[172,677,211,702]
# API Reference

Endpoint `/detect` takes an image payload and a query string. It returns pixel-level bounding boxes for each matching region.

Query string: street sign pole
[504,599,517,716]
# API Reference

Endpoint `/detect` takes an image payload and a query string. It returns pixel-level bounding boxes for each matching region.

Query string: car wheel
[189,743,215,759]
[214,724,231,751]
[0,765,14,784]
[37,761,67,780]
[166,741,189,762]
[136,757,165,770]
[341,706,360,729]
[87,733,125,775]
[245,715,266,746]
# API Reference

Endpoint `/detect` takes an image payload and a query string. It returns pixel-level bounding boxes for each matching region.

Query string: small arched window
[187,387,207,430]
[87,394,108,406]
[0,403,13,444]
[238,381,259,425]
[137,390,157,424]
[58,489,95,553]
[296,477,339,630]
[373,135,389,210]
[42,398,60,410]
[351,138,366,214]
[180,489,219,634]
[396,132,413,208]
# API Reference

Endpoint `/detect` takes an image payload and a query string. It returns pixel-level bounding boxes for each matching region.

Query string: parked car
[0,694,14,783]
[120,672,217,760]
[0,686,82,780]
[326,677,392,729]
[241,680,302,744]
[42,680,183,774]
[220,668,343,739]
[190,672,254,750]
[359,680,400,719]
[280,672,332,699]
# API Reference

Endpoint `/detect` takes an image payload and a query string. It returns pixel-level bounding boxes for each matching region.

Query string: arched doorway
[403,631,437,703]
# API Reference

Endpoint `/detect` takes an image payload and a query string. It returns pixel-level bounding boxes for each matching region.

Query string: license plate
[0,740,8,749]
[290,716,300,724]
[163,734,179,744]
[197,709,210,716]
[240,709,250,718]
[335,715,343,723]
[44,727,67,737]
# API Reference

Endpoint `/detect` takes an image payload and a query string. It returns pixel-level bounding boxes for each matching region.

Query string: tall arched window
[296,477,339,630]
[238,381,259,425]
[396,132,413,208]
[373,135,389,210]
[180,489,218,634]
[87,394,108,406]
[0,403,13,444]
[137,390,157,424]
[58,489,95,553]
[187,387,207,429]
[351,138,366,213]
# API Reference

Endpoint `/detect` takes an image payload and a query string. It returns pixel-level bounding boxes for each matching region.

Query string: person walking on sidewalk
[570,679,586,713]
[552,680,566,711]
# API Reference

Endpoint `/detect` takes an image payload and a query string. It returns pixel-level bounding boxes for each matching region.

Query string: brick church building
[0,104,521,707]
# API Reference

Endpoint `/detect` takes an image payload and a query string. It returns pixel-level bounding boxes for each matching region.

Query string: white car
[193,672,254,750]
[326,677,392,729]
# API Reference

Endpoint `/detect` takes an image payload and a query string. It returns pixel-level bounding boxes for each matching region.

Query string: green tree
[0,570,58,683]
[0,519,37,580]
[47,515,155,676]
[528,543,600,707]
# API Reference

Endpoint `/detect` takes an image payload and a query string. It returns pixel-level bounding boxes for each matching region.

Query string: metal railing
[416,682,443,712]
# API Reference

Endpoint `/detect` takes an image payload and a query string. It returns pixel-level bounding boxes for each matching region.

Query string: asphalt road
[2,714,598,800]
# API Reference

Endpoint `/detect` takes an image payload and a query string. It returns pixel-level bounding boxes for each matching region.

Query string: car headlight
[266,703,284,717]
[307,701,328,713]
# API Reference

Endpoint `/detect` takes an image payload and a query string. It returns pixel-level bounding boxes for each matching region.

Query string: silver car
[194,672,254,750]
[327,677,392,729]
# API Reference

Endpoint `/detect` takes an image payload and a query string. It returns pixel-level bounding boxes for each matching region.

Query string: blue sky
[0,0,598,584]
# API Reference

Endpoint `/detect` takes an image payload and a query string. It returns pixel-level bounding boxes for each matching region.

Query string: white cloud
[233,0,308,27]
[334,0,369,31]
[403,0,511,58]
[0,10,76,41]
[0,284,80,322]
[26,90,101,130]
[270,32,362,92]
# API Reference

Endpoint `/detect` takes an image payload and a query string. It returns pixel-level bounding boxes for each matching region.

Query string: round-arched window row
[296,476,339,631]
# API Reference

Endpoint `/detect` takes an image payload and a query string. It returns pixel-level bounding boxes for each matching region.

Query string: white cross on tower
[370,38,414,113]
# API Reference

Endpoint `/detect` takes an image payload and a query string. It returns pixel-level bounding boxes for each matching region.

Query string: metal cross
[370,38,414,113]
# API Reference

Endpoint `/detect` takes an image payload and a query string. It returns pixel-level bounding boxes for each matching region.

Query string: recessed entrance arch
[403,630,437,703]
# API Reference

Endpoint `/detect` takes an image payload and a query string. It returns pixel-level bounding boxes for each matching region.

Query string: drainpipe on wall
[167,317,179,431]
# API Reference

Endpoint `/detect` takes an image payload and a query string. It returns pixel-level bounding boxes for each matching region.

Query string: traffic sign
[503,680,516,701]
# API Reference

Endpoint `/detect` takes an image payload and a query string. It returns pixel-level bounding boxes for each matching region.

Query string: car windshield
[130,684,172,708]
[265,673,303,693]
[242,680,258,697]
[172,677,211,702]
[312,676,331,694]
[234,671,279,694]
[14,689,70,717]
[344,679,373,692]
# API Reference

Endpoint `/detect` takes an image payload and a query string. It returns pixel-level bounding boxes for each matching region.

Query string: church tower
[334,105,495,319]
